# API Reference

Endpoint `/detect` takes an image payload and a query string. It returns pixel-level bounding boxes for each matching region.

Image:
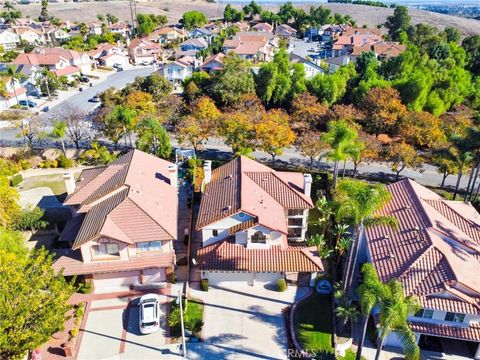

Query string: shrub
[19,160,30,170]
[13,207,49,231]
[57,155,74,169]
[200,278,209,292]
[79,282,93,294]
[277,278,287,292]
[10,174,22,187]
[69,328,79,338]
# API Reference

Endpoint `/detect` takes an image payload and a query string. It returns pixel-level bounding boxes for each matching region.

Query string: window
[288,228,302,238]
[415,309,434,319]
[212,230,219,237]
[288,209,304,217]
[92,243,119,257]
[137,241,163,253]
[251,231,267,244]
[445,312,465,323]
[288,218,303,227]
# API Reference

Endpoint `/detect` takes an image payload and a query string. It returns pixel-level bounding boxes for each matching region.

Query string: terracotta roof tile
[53,250,175,276]
[196,157,312,232]
[409,322,480,342]
[196,239,323,272]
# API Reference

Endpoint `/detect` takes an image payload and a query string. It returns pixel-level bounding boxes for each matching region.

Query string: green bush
[57,155,74,169]
[19,160,30,170]
[79,282,93,294]
[13,207,49,231]
[10,174,23,187]
[200,278,209,292]
[277,278,287,292]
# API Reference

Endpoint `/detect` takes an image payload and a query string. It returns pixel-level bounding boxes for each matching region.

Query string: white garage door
[93,271,140,294]
[206,272,282,287]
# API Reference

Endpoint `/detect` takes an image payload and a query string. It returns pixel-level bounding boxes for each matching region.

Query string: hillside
[18,1,480,35]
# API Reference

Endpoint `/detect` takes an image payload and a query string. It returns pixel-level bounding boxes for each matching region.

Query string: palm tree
[356,263,384,360]
[334,179,397,293]
[374,280,420,360]
[4,65,21,107]
[308,233,334,259]
[335,304,359,336]
[313,196,334,237]
[50,120,67,156]
[322,120,358,188]
[135,117,172,159]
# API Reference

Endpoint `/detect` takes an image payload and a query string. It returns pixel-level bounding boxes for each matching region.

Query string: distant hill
[19,0,480,36]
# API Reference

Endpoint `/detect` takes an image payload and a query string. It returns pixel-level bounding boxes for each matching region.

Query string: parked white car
[138,293,161,334]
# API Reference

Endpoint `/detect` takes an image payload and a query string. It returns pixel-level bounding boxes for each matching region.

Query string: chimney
[203,160,212,185]
[304,174,312,198]
[168,164,178,188]
[63,172,76,195]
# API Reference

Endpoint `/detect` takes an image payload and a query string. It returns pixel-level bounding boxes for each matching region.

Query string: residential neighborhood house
[52,149,178,294]
[195,157,323,287]
[359,179,480,359]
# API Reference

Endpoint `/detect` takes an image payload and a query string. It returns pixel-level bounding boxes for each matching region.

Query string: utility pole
[177,290,187,358]
[129,0,138,36]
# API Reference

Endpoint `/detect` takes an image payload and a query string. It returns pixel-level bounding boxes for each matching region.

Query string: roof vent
[405,205,411,210]
[225,174,233,180]
[384,234,389,239]
[262,178,268,182]
[389,254,395,260]
[414,226,420,231]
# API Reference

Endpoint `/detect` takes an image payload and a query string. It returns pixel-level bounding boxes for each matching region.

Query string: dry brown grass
[19,1,480,35]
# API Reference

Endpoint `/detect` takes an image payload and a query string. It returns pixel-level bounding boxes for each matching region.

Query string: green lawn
[17,174,68,195]
[294,293,334,354]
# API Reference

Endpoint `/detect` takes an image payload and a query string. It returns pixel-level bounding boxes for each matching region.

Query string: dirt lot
[19,1,480,36]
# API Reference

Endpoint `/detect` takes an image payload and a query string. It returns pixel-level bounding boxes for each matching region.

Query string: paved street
[187,285,309,360]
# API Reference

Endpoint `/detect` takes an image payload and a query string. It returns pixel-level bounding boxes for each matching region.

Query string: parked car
[18,99,37,108]
[89,95,101,103]
[116,66,124,72]
[79,76,90,83]
[138,294,161,335]
[141,60,151,66]
[113,63,123,69]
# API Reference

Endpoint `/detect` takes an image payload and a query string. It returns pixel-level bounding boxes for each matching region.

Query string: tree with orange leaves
[125,91,156,116]
[361,87,406,136]
[256,109,295,165]
[399,111,446,149]
[386,141,424,180]
[290,92,328,132]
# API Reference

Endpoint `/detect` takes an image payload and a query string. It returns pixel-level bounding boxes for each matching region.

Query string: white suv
[138,294,160,334]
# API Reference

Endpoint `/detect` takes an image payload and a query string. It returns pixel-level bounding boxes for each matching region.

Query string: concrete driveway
[77,295,168,360]
[188,285,308,360]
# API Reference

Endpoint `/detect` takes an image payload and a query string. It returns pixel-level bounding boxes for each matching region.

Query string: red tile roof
[63,150,178,249]
[196,239,323,272]
[365,179,480,320]
[53,250,175,276]
[196,156,313,233]
[410,321,480,342]
[52,66,81,77]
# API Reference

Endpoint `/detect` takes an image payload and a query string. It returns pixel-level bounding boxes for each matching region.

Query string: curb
[289,287,314,357]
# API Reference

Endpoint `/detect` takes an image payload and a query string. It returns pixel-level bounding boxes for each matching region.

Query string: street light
[176,290,187,358]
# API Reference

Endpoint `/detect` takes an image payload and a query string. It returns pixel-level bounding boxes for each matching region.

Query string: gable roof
[196,156,313,233]
[65,149,178,249]
[351,41,406,57]
[365,178,480,312]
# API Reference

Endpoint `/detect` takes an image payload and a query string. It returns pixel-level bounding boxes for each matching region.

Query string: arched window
[251,231,266,244]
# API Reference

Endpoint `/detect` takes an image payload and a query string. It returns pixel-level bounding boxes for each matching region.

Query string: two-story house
[108,22,131,38]
[223,32,275,62]
[149,26,187,45]
[13,26,43,45]
[351,41,406,61]
[161,55,199,85]
[275,24,297,38]
[199,52,225,73]
[128,37,162,65]
[251,22,274,33]
[195,157,323,287]
[358,179,480,359]
[189,27,216,45]
[290,53,325,79]
[332,27,382,57]
[87,42,129,68]
[53,150,178,294]
[179,37,208,56]
[0,28,20,50]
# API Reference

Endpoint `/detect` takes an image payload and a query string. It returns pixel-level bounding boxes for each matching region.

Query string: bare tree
[13,115,44,148]
[54,105,90,149]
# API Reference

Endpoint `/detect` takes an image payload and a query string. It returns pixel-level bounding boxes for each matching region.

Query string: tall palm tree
[322,120,358,188]
[4,65,21,107]
[135,117,172,159]
[334,179,397,293]
[356,263,384,360]
[335,304,359,336]
[375,280,420,360]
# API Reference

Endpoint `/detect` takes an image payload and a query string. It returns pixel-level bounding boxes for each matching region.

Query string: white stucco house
[52,150,179,294]
[0,29,20,50]
[195,157,323,287]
